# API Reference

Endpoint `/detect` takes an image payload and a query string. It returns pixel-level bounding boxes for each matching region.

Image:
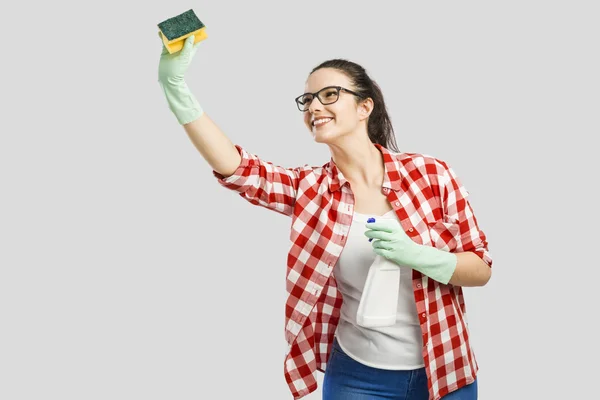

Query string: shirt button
[421,313,426,318]
[416,283,422,288]
[408,228,414,232]
[395,201,400,206]
[382,188,388,193]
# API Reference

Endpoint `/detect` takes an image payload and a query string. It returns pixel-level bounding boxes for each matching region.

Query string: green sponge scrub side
[158,9,205,41]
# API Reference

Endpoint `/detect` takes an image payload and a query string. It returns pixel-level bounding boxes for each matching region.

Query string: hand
[157,34,203,125]
[158,34,200,84]
[364,218,457,284]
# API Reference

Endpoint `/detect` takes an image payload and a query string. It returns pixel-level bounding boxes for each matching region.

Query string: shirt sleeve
[212,144,301,217]
[439,161,493,267]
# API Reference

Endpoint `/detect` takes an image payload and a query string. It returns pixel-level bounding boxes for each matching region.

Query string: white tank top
[333,210,425,369]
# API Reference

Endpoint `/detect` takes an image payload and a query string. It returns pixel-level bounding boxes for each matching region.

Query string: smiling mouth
[313,117,333,128]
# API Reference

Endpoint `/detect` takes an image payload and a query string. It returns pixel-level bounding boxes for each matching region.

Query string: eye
[323,89,337,98]
[299,95,313,104]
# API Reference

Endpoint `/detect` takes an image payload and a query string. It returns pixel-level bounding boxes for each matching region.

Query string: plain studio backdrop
[1,0,598,399]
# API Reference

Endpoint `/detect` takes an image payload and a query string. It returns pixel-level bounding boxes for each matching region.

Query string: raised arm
[182,113,242,177]
[157,35,299,216]
[157,35,241,177]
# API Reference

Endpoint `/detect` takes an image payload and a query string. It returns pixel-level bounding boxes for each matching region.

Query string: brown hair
[310,59,400,152]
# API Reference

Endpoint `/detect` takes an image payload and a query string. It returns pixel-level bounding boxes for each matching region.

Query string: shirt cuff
[212,144,254,186]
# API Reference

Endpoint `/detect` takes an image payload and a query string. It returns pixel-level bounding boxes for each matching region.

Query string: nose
[307,96,322,113]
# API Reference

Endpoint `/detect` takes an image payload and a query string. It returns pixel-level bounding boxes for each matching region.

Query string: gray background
[1,0,599,399]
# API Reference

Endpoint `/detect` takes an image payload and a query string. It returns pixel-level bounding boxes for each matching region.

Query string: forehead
[305,68,352,92]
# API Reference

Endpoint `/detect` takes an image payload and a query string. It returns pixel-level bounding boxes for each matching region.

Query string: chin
[311,127,341,144]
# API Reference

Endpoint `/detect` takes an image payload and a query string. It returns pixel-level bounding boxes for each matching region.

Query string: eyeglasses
[294,86,361,112]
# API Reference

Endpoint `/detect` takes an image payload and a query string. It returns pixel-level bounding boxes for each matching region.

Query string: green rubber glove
[158,34,204,125]
[364,218,457,284]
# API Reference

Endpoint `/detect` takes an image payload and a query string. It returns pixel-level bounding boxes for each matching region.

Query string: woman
[158,35,492,400]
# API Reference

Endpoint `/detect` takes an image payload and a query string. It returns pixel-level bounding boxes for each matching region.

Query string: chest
[350,185,393,216]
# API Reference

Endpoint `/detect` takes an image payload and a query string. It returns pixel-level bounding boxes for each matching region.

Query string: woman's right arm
[158,35,300,215]
[158,34,241,177]
[182,113,241,177]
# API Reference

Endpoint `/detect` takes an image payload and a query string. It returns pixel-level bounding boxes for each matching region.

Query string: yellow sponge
[158,9,208,54]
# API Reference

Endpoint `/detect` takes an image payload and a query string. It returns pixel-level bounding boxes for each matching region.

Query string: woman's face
[301,68,365,144]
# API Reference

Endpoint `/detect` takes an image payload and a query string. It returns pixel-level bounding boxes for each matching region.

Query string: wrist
[159,80,204,125]
[411,244,457,284]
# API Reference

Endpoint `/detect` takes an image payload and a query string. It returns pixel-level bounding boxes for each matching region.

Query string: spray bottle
[356,216,401,328]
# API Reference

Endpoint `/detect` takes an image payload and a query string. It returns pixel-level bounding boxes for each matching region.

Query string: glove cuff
[159,80,204,125]
[413,244,457,285]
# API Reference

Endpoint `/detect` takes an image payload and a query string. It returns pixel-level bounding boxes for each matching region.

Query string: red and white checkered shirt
[213,143,492,400]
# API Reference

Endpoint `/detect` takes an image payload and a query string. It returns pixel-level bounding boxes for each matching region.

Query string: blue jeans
[323,338,477,399]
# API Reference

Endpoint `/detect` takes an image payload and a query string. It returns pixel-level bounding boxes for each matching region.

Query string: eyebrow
[303,85,342,94]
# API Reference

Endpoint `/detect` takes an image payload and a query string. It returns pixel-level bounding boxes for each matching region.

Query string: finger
[364,229,392,242]
[371,239,394,251]
[180,35,196,57]
[373,247,393,259]
[365,220,397,233]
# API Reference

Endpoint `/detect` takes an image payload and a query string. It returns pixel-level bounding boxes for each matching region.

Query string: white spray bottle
[356,254,401,328]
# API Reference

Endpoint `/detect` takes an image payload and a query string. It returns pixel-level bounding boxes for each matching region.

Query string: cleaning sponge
[158,9,207,54]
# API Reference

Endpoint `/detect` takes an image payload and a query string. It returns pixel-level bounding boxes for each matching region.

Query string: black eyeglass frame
[294,86,362,112]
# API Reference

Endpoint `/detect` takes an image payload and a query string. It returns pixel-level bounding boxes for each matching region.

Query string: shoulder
[385,150,467,196]
[394,151,470,202]
[386,150,453,178]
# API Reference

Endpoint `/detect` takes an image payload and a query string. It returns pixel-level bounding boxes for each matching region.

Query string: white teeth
[313,118,332,127]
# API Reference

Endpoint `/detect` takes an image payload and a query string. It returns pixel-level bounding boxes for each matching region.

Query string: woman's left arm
[365,159,493,287]
[448,252,492,287]
[441,161,493,287]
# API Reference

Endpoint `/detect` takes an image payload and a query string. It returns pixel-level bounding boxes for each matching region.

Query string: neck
[329,133,385,188]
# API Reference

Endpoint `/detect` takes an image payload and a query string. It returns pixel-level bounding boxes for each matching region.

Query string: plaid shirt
[213,143,492,400]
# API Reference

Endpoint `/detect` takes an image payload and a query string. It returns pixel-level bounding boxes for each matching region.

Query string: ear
[357,97,374,121]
